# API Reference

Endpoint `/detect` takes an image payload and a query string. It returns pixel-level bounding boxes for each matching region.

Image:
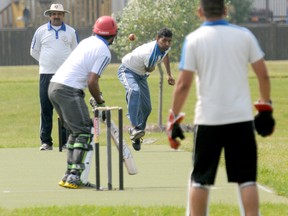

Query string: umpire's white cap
[44,4,70,17]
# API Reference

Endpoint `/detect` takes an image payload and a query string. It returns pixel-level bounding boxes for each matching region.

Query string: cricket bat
[109,120,138,175]
[89,97,137,175]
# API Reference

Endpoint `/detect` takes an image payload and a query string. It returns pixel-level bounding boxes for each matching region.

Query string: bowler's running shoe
[132,138,143,151]
[63,174,81,189]
[128,127,145,141]
[39,143,53,151]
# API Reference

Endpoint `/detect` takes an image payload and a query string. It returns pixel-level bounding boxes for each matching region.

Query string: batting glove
[166,110,185,149]
[254,101,275,137]
[89,96,106,122]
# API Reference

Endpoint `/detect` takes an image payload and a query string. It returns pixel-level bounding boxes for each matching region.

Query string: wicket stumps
[94,107,124,191]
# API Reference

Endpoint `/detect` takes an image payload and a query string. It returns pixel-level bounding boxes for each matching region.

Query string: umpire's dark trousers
[39,74,54,145]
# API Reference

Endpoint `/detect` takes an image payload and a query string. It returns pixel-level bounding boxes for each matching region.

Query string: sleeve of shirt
[143,41,157,68]
[91,54,111,77]
[147,46,157,68]
[71,29,79,50]
[30,29,41,62]
[179,38,196,72]
[144,53,152,68]
[248,31,265,63]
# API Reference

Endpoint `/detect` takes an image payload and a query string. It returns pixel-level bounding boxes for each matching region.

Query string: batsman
[48,16,118,189]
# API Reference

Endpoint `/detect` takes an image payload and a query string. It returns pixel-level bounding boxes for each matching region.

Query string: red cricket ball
[128,34,136,41]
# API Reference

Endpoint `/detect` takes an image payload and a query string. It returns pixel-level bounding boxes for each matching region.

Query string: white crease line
[257,184,274,193]
[211,184,274,194]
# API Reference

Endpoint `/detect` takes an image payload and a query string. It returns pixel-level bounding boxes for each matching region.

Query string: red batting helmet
[93,16,118,36]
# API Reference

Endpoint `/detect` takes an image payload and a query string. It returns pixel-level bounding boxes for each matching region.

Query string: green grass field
[0,62,288,215]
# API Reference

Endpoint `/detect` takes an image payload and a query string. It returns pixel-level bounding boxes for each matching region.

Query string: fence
[247,23,288,60]
[0,27,119,66]
[251,0,288,23]
[0,23,287,66]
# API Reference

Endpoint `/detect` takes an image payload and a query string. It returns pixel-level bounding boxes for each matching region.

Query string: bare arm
[171,70,194,115]
[163,55,175,85]
[251,58,271,103]
[87,72,104,104]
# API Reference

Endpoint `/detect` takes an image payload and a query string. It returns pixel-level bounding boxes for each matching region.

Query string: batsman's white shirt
[51,35,111,90]
[122,40,170,75]
[30,22,78,74]
[179,20,264,125]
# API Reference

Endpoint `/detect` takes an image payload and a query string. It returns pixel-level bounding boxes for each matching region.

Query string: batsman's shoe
[132,138,143,151]
[39,143,53,151]
[58,173,69,187]
[129,127,145,141]
[63,174,81,189]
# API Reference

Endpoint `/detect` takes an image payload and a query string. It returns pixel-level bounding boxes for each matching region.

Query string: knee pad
[80,143,94,184]
[74,134,92,150]
[67,134,77,166]
[67,134,76,149]
[70,134,93,174]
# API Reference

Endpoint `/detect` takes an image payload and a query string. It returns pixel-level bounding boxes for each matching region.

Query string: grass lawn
[0,62,288,215]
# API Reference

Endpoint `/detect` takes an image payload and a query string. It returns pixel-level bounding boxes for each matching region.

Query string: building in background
[0,0,129,28]
[0,0,27,28]
[249,0,288,23]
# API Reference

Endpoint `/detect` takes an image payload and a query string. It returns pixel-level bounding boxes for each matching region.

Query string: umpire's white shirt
[30,21,78,74]
[51,35,111,90]
[179,20,264,125]
[122,40,170,75]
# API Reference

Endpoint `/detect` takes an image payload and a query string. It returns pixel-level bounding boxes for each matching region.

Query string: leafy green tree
[226,0,253,24]
[113,0,253,60]
[112,0,199,62]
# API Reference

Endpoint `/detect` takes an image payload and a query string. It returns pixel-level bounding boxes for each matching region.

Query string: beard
[51,19,62,26]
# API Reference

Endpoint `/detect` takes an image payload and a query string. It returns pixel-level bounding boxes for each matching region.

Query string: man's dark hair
[157,27,172,38]
[201,0,225,18]
[92,32,115,40]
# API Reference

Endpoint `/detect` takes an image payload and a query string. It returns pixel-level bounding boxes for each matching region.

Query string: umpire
[30,4,79,150]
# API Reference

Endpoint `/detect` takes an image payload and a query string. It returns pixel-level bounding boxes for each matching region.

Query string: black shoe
[132,138,143,151]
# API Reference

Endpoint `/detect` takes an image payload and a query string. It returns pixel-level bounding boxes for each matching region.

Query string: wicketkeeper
[166,0,275,215]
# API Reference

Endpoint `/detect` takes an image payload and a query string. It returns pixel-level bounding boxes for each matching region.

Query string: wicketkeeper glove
[166,110,185,149]
[254,101,275,137]
[89,96,106,122]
